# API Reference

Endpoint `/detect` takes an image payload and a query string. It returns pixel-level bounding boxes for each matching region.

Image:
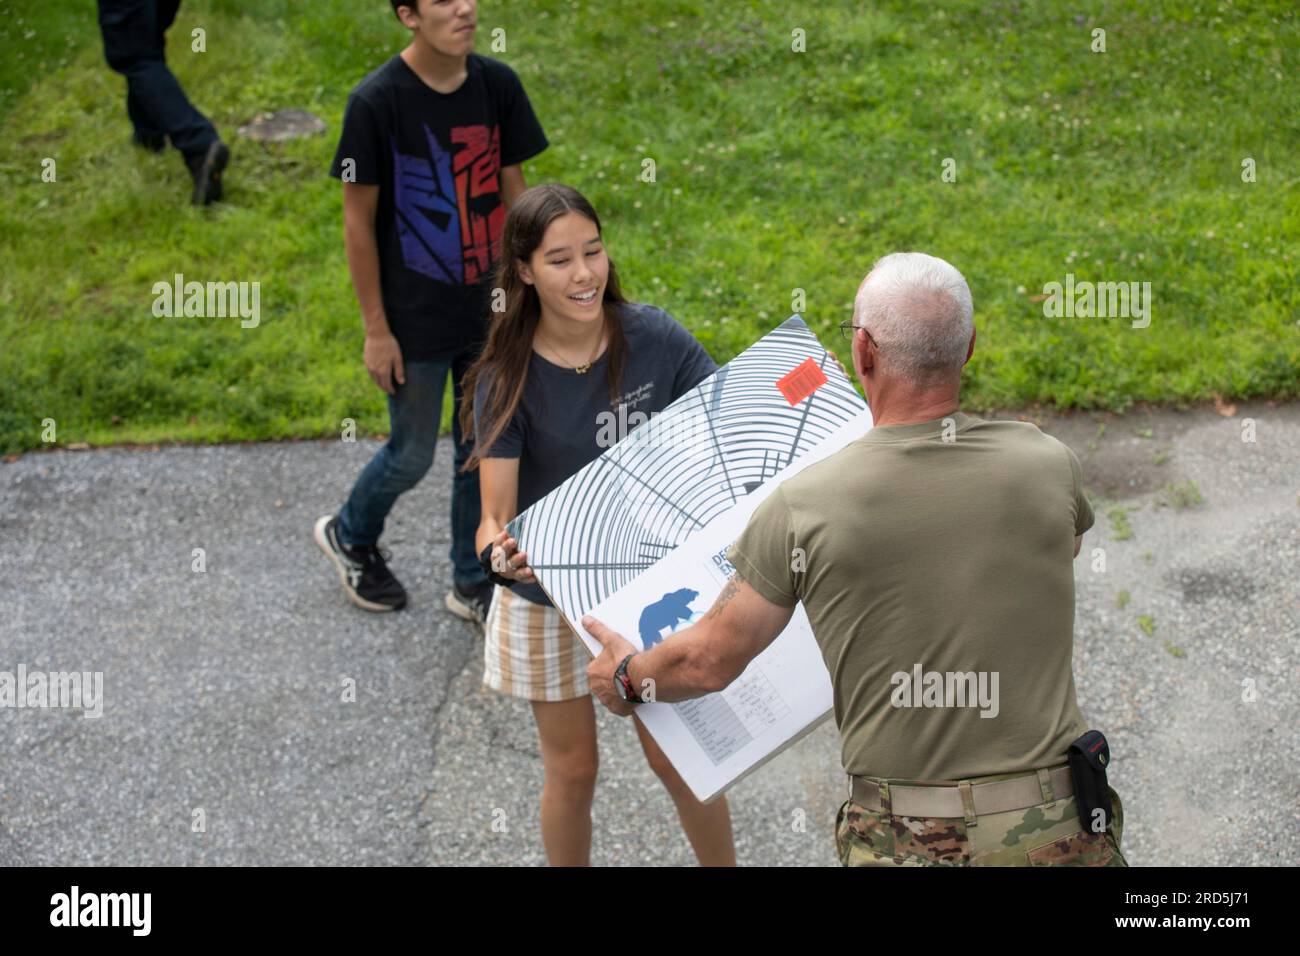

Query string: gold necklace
[538,327,604,374]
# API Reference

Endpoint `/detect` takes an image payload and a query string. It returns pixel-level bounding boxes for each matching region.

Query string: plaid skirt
[483,584,591,702]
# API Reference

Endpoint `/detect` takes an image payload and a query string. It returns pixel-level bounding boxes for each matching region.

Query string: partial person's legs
[127,0,168,147]
[156,0,180,32]
[99,0,166,145]
[531,697,599,866]
[127,87,164,149]
[633,716,736,866]
[96,0,219,157]
[449,345,488,591]
[336,359,450,549]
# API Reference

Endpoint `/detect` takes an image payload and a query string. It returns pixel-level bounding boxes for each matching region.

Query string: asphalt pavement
[0,402,1295,865]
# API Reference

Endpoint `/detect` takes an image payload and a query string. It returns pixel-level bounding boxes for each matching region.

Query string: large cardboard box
[509,316,872,801]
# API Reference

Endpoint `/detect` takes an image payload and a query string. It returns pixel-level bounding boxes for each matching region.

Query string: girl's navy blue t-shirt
[474,302,718,605]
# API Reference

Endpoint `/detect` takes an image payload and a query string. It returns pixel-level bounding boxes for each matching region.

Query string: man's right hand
[364,332,405,395]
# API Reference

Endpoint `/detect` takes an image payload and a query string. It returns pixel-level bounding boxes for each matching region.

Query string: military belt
[849,765,1074,820]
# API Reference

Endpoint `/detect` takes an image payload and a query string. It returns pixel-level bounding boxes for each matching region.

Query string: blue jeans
[97,0,218,157]
[336,350,486,590]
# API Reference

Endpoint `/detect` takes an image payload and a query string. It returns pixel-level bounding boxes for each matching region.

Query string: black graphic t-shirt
[474,303,719,606]
[329,53,548,359]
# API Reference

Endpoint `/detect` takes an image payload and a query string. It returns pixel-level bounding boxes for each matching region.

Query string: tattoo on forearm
[706,570,744,620]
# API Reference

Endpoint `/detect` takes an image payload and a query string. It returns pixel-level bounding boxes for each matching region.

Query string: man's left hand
[582,615,639,717]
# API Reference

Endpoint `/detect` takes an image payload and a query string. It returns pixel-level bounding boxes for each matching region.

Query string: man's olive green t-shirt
[726,411,1094,782]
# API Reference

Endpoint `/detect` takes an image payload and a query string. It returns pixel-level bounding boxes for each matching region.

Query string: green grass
[1138,613,1156,636]
[1157,479,1205,509]
[2,0,1298,453]
[1106,504,1134,540]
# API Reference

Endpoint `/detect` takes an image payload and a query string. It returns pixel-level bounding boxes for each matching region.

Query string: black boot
[184,139,229,205]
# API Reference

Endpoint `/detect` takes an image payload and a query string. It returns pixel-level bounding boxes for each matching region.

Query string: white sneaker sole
[445,590,487,632]
[313,515,399,613]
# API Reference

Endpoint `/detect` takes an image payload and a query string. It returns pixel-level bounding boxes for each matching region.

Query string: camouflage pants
[835,779,1128,867]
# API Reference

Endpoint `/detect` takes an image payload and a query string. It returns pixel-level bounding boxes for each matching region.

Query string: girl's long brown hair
[459,183,629,472]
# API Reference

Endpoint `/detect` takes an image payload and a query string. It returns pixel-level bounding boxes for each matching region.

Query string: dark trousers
[336,348,487,591]
[97,0,217,157]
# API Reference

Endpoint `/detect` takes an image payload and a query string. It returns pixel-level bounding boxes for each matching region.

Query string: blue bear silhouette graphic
[638,588,700,648]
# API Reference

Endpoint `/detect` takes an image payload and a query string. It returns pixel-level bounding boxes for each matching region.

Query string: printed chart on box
[676,668,793,766]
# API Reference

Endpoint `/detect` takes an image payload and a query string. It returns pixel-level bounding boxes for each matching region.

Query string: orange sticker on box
[776,357,828,406]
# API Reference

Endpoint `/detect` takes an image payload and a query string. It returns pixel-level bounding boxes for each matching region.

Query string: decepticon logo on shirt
[392,123,504,286]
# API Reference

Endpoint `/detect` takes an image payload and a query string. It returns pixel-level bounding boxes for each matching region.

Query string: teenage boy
[315,0,547,625]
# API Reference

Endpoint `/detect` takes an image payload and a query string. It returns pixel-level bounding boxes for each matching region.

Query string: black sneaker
[314,514,407,612]
[184,139,229,205]
[445,580,495,630]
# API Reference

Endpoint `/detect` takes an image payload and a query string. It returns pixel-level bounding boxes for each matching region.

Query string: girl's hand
[491,530,535,583]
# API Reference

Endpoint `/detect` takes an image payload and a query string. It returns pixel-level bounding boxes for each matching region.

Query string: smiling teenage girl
[460,183,735,866]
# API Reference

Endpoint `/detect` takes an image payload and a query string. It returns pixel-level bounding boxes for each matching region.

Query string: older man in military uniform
[579,251,1127,866]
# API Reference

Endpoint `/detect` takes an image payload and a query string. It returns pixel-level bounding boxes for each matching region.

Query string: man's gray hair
[853,252,974,384]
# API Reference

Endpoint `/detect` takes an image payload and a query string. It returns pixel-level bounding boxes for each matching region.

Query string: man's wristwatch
[479,542,514,587]
[614,653,643,704]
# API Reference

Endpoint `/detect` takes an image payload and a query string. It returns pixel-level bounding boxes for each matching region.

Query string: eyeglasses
[838,320,879,349]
